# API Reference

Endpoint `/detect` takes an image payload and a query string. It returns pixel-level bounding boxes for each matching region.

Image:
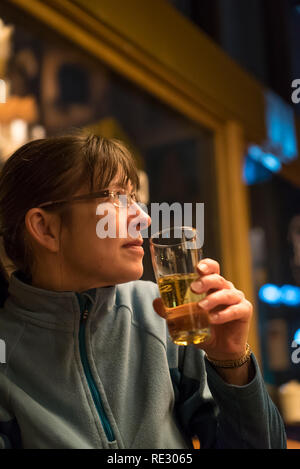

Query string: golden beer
[158,273,210,346]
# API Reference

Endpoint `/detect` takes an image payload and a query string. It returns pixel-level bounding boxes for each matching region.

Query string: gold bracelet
[205,344,252,369]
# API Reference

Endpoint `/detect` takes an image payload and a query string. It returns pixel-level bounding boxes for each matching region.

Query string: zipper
[77,295,115,442]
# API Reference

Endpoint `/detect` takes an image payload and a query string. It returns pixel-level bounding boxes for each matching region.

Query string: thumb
[153,297,167,319]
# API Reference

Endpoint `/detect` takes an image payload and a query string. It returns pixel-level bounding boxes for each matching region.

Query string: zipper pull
[82,308,89,321]
[77,293,90,322]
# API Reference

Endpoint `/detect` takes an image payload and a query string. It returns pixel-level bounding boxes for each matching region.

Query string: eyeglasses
[37,189,139,209]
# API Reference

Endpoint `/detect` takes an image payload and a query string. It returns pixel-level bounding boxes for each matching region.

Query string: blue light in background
[260,153,282,172]
[245,91,298,185]
[243,155,272,185]
[259,284,281,305]
[248,145,263,161]
[265,90,298,162]
[259,284,300,307]
[293,329,300,346]
[244,145,281,185]
[281,285,300,307]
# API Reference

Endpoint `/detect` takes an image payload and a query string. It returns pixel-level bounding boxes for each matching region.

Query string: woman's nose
[127,201,151,234]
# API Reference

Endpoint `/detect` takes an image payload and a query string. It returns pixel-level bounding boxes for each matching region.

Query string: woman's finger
[191,273,232,294]
[198,288,245,311]
[209,299,253,324]
[153,297,167,318]
[196,258,220,276]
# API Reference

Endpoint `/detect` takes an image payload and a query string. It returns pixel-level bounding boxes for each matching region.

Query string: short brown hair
[0,131,139,283]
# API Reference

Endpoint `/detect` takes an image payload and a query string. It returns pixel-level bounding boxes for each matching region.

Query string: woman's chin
[119,264,144,283]
[93,261,144,286]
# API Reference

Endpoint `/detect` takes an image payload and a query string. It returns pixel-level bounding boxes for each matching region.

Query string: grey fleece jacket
[0,271,286,449]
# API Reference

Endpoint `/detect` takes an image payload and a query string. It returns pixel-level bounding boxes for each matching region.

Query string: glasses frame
[37,189,138,209]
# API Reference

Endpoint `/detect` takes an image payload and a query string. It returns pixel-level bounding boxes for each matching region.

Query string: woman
[0,132,286,449]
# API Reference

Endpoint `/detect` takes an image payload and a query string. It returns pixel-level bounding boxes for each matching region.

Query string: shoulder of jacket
[115,280,166,346]
[115,280,159,308]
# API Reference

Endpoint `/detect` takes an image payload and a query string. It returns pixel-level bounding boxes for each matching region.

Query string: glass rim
[149,226,198,248]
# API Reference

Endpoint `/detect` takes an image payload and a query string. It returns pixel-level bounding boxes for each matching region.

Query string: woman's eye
[116,191,126,196]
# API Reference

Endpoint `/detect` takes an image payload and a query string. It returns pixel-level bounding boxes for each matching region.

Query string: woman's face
[59,176,151,290]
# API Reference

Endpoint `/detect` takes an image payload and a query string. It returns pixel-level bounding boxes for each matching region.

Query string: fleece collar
[5,271,117,330]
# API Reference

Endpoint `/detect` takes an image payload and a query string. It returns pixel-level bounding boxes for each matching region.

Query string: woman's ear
[25,208,61,253]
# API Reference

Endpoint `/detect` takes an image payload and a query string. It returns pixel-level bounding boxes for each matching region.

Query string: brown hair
[0,131,139,302]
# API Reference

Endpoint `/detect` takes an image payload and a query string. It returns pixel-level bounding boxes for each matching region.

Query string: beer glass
[150,226,210,346]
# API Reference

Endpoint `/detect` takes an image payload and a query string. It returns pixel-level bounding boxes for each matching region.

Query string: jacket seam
[116,303,167,352]
[6,310,72,331]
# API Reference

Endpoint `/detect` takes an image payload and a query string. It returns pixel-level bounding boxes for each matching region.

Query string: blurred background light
[243,155,273,185]
[293,329,300,346]
[259,284,282,305]
[259,284,300,307]
[264,90,298,162]
[10,119,28,145]
[31,125,46,140]
[248,145,263,161]
[281,285,300,307]
[248,145,282,173]
[260,153,282,172]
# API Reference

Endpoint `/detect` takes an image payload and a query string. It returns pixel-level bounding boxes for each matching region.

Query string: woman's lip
[122,244,144,253]
[122,240,143,248]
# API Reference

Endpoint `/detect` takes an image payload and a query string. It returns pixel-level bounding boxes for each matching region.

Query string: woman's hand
[153,258,253,362]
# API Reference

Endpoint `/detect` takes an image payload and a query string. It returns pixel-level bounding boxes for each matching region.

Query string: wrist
[205,344,251,369]
[210,358,255,386]
[205,348,247,362]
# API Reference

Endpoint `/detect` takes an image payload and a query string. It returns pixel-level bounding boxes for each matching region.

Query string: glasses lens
[114,192,137,208]
[114,192,128,208]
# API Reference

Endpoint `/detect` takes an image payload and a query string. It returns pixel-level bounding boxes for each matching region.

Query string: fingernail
[199,263,208,273]
[210,313,219,321]
[191,281,202,293]
[198,299,208,309]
